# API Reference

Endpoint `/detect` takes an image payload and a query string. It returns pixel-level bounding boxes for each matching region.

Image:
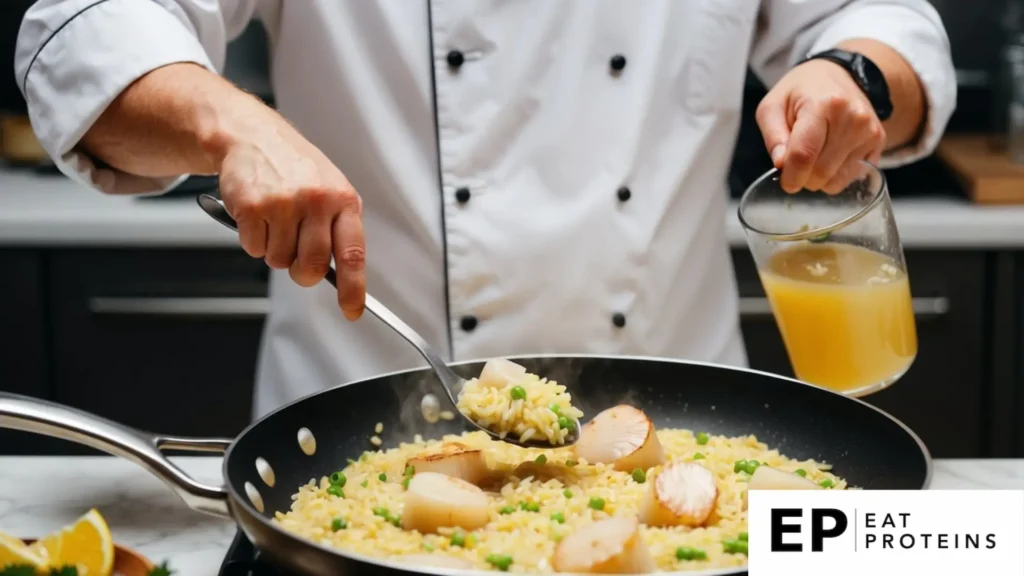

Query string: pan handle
[0,392,232,518]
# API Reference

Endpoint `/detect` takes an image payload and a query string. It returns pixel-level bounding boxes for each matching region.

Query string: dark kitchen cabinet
[0,250,59,454]
[47,249,268,454]
[732,249,988,458]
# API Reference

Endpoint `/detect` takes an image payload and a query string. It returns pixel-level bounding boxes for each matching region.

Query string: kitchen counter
[7,170,1024,248]
[0,457,1021,575]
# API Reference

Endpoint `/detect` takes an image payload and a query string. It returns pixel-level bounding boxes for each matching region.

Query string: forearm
[78,62,270,182]
[835,38,926,152]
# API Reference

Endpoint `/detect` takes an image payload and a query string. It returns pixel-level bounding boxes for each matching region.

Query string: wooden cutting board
[935,134,1024,204]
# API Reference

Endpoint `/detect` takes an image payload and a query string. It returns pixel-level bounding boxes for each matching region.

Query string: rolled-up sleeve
[14,0,255,194]
[750,0,957,168]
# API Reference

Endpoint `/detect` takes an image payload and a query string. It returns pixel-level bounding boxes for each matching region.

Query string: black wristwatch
[802,49,893,121]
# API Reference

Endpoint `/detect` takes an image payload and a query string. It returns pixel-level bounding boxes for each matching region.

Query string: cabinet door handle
[738,296,950,319]
[89,297,270,317]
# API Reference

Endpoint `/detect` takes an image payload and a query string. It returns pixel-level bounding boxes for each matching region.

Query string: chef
[15,1,955,418]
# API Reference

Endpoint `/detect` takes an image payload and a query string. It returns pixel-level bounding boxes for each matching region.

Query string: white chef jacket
[16,0,956,419]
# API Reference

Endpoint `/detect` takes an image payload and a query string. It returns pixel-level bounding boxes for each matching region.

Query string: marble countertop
[0,456,1021,575]
[6,170,1024,248]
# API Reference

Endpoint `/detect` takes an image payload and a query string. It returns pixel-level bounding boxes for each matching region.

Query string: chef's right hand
[216,124,366,320]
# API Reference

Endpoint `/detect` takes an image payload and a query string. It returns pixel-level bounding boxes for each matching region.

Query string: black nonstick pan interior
[221,355,929,574]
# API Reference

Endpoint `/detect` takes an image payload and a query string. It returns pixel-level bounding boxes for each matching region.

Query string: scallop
[400,472,490,534]
[477,358,527,388]
[551,516,656,574]
[573,405,665,471]
[638,461,718,527]
[406,442,490,486]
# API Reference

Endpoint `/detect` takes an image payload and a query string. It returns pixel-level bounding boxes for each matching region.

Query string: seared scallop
[552,516,656,574]
[407,442,490,485]
[397,554,473,569]
[573,405,665,471]
[639,461,718,527]
[401,472,490,534]
[478,358,527,388]
[748,465,824,491]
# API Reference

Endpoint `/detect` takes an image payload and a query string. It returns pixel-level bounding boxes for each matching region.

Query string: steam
[384,356,651,445]
[391,371,461,443]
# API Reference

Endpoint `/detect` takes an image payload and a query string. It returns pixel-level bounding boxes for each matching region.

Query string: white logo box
[748,490,1024,576]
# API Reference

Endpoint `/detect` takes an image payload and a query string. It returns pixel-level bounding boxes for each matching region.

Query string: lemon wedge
[0,530,48,571]
[28,508,114,576]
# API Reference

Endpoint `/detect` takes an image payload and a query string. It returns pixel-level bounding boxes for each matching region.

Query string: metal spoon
[197,194,580,448]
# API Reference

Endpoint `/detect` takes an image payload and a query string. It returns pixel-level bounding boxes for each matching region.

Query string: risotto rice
[456,360,585,446]
[273,427,845,572]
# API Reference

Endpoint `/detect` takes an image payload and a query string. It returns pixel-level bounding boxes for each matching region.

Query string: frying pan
[0,354,931,576]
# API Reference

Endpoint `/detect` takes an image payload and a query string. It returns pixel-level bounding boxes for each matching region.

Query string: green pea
[402,476,411,490]
[468,534,479,547]
[372,507,389,518]
[423,542,435,552]
[331,517,347,531]
[565,459,578,467]
[510,386,527,400]
[549,404,562,414]
[693,453,705,460]
[588,497,605,511]
[738,532,748,542]
[696,432,709,445]
[326,485,344,498]
[563,489,573,499]
[329,472,347,487]
[735,459,759,475]
[723,538,748,556]
[486,554,514,571]
[404,465,415,476]
[676,546,709,561]
[795,468,807,477]
[499,506,516,515]
[535,454,547,465]
[378,472,387,481]
[450,532,466,547]
[390,516,401,527]
[360,480,368,488]
[819,478,834,488]
[550,512,565,524]
[557,416,572,430]
[525,502,540,512]
[631,468,646,483]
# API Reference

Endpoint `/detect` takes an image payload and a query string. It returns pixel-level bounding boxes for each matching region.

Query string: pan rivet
[256,457,276,487]
[421,394,441,424]
[244,481,265,513]
[298,427,317,456]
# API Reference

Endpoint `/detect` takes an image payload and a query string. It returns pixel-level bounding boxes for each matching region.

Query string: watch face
[850,53,892,120]
[853,54,885,87]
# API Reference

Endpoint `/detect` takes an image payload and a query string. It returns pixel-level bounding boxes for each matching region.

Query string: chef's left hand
[756,59,887,194]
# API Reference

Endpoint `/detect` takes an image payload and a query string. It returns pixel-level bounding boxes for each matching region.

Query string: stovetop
[219,530,288,576]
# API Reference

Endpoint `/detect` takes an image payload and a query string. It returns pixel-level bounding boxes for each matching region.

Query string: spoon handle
[196,194,459,397]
